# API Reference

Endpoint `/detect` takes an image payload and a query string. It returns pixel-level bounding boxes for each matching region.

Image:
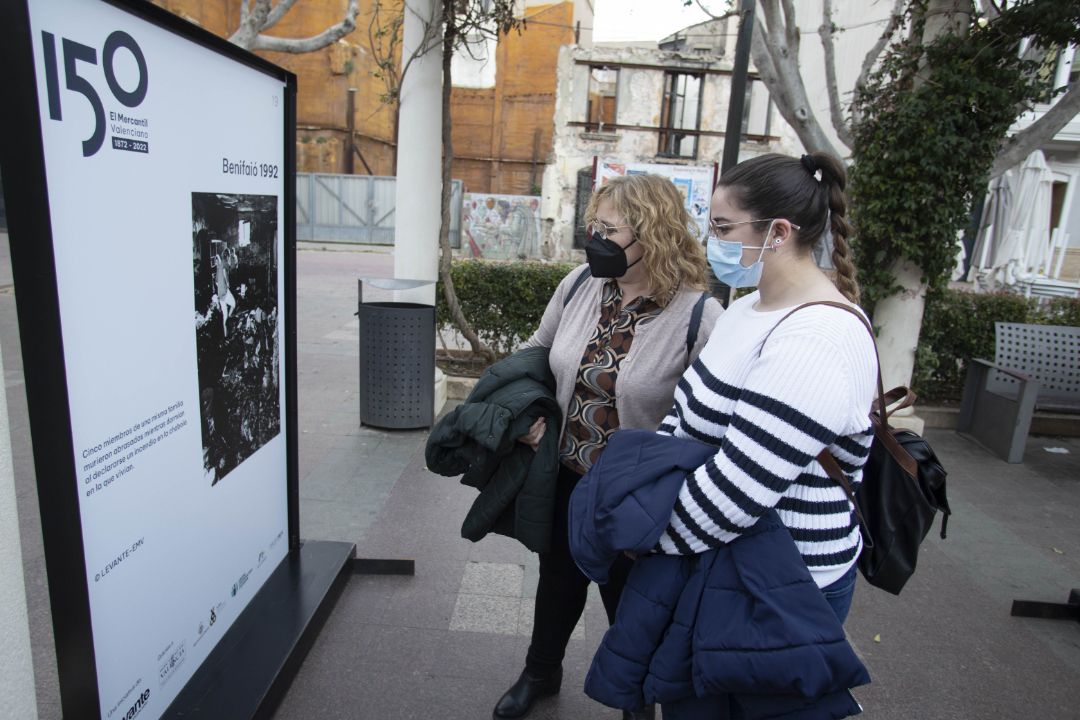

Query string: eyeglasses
[708,218,801,239]
[586,220,632,241]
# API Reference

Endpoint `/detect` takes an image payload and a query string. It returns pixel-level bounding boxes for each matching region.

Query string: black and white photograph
[192,193,280,485]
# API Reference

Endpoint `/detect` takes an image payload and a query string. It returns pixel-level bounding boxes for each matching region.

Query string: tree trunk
[871,259,927,433]
[437,2,494,361]
[871,0,970,409]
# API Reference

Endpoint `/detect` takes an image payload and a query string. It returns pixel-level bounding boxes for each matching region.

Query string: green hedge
[437,260,1080,402]
[914,290,1080,401]
[436,259,577,357]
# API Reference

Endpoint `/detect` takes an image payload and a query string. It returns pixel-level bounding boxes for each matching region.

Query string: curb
[446,375,478,401]
[444,375,1079,437]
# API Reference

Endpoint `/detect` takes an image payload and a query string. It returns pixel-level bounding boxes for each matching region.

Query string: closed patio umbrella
[989,150,1053,286]
[970,170,1012,272]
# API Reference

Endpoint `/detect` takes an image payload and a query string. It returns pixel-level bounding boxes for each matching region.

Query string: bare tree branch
[991,79,1080,177]
[264,0,300,31]
[780,0,799,47]
[230,0,359,53]
[855,0,905,97]
[368,0,441,106]
[819,0,854,148]
[693,0,738,21]
[759,0,785,51]
[750,17,779,81]
[751,0,842,156]
[231,0,272,49]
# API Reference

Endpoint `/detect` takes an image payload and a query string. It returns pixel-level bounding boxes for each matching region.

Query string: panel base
[163,539,356,719]
[1011,589,1080,622]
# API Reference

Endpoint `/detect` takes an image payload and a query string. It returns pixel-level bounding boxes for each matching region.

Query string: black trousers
[525,463,633,675]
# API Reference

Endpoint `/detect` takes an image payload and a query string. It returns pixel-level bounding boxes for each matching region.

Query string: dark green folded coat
[425,347,562,553]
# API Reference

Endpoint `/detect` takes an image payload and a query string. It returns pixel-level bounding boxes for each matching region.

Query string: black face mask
[584,231,640,278]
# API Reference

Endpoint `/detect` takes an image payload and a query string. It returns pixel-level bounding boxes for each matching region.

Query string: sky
[591,0,717,42]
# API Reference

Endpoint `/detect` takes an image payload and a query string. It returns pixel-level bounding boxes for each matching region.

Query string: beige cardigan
[523,264,723,438]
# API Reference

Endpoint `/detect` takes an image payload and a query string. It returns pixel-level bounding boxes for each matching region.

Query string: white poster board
[24,1,289,718]
[594,158,718,240]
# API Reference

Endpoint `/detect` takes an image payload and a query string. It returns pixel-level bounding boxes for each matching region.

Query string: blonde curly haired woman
[493,174,723,720]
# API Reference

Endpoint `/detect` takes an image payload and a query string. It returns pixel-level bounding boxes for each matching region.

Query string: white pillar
[0,347,38,717]
[393,0,442,306]
[873,258,926,434]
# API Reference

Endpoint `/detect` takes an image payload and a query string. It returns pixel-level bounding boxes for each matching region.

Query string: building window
[658,71,702,158]
[585,66,618,131]
[741,79,774,139]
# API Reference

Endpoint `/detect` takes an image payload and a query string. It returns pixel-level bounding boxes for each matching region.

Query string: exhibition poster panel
[26,1,289,717]
[595,158,716,239]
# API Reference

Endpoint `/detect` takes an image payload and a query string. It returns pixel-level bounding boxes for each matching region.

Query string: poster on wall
[462,193,542,260]
[6,1,294,717]
[594,159,718,240]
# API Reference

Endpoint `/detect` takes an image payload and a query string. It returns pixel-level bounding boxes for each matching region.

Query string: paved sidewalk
[276,248,1080,719]
[7,240,1080,719]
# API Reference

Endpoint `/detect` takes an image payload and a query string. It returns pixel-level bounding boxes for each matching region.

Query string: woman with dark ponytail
[646,152,878,718]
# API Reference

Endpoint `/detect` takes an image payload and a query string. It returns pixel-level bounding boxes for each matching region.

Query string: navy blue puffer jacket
[568,429,870,719]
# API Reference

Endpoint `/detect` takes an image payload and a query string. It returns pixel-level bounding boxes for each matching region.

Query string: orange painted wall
[153,1,574,191]
[155,0,400,174]
[450,2,573,194]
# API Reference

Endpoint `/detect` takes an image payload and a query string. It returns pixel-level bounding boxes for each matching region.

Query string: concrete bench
[957,322,1080,463]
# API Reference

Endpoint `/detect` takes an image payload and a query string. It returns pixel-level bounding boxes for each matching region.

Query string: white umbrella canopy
[970,170,1012,272]
[989,150,1054,285]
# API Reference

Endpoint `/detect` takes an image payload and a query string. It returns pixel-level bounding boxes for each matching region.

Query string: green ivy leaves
[849,1,1080,310]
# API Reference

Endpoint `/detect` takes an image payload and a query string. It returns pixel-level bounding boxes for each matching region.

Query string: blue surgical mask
[705,220,776,288]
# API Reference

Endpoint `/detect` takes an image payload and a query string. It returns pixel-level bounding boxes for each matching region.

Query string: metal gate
[297,173,461,246]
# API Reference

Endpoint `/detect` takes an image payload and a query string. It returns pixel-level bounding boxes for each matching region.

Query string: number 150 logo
[41,30,149,157]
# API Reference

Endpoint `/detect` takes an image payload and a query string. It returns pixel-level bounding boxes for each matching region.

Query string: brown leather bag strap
[817,449,874,549]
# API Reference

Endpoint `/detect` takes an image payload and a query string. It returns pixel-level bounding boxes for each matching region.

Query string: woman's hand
[517,417,546,451]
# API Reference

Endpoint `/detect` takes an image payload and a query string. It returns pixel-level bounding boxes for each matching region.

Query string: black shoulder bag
[765,301,951,595]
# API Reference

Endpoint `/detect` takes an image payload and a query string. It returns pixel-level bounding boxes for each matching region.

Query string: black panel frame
[0,2,299,718]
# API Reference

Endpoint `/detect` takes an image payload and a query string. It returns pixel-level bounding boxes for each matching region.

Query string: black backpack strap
[684,291,708,365]
[562,266,592,308]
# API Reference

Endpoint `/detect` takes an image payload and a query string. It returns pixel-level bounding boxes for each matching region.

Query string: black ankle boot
[622,705,656,720]
[492,668,562,719]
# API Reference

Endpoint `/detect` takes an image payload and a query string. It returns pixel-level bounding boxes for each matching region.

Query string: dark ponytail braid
[810,151,859,304]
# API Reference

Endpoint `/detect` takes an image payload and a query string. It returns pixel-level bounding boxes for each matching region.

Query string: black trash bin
[357,278,435,429]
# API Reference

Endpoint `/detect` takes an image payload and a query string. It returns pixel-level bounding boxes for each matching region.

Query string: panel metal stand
[162,540,355,720]
[1011,589,1080,622]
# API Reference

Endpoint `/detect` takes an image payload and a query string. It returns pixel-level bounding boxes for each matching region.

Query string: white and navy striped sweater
[656,291,878,587]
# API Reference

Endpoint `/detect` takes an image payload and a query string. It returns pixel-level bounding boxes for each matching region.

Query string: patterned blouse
[560,280,661,475]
